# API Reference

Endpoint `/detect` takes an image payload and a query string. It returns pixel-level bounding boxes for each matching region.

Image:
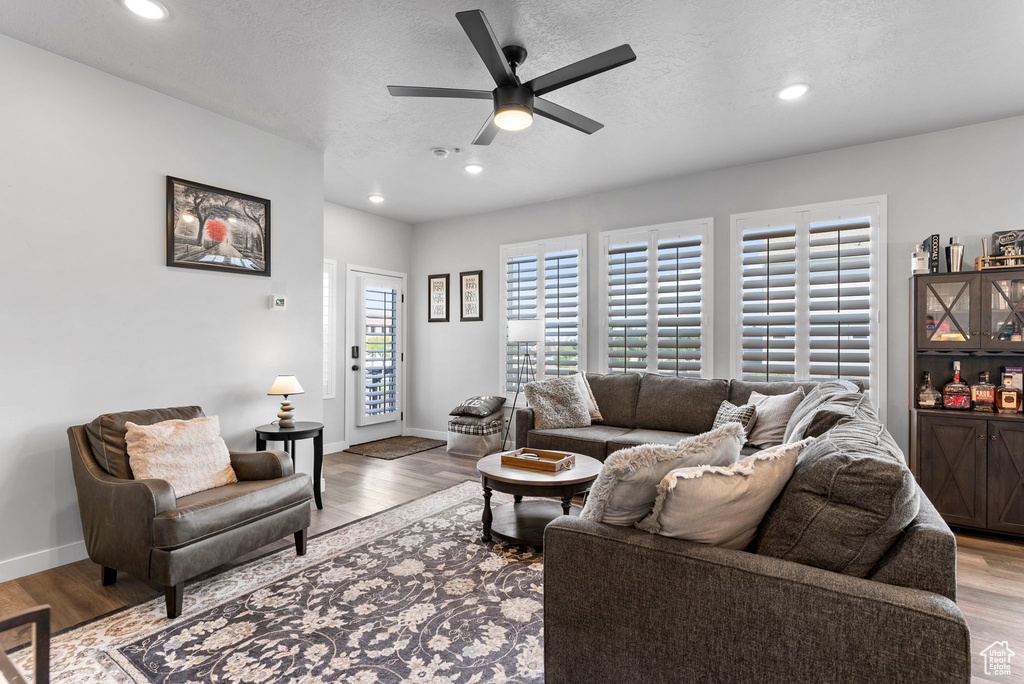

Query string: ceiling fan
[387,9,636,145]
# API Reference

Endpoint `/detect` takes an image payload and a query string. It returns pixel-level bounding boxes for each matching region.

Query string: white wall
[0,35,324,582]
[323,202,413,450]
[409,114,1024,456]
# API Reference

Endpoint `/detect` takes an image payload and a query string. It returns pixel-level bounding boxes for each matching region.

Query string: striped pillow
[712,400,757,434]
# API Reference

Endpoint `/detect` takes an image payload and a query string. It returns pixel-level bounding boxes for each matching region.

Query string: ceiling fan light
[494,105,533,132]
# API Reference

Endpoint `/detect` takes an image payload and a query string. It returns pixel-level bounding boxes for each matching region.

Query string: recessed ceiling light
[777,84,809,101]
[368,195,384,204]
[464,164,483,174]
[121,0,169,20]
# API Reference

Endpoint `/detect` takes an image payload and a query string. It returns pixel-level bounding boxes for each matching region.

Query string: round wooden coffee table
[476,452,603,548]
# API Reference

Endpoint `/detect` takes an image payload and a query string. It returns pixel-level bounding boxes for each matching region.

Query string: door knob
[991,434,997,440]
[351,365,360,371]
[979,434,986,440]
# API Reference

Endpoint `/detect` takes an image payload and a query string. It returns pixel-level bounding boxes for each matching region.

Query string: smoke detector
[432,148,450,159]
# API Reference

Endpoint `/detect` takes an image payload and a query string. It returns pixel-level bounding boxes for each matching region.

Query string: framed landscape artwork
[166,176,271,276]
[460,270,483,321]
[428,273,450,322]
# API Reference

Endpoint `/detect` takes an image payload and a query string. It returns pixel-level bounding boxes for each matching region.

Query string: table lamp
[503,318,544,449]
[268,375,304,428]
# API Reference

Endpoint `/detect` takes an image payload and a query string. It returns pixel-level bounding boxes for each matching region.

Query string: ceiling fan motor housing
[494,84,534,113]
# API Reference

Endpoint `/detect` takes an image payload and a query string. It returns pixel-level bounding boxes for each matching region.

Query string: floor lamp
[502,318,543,451]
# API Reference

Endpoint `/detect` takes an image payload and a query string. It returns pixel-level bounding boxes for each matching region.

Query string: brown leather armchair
[68,406,313,618]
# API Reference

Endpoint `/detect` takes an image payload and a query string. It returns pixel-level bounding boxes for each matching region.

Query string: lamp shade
[507,318,543,343]
[268,375,304,396]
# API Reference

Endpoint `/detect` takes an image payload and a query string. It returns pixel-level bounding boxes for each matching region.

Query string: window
[601,219,713,377]
[500,235,587,396]
[323,258,337,399]
[732,197,886,409]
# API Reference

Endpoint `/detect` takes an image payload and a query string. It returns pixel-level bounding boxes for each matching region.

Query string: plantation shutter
[739,218,798,381]
[501,235,587,396]
[602,220,711,377]
[607,235,649,373]
[736,201,881,394]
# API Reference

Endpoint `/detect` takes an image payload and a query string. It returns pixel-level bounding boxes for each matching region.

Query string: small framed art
[428,273,450,322]
[460,270,483,322]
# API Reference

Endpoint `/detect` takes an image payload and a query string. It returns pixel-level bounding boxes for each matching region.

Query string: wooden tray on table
[500,448,576,473]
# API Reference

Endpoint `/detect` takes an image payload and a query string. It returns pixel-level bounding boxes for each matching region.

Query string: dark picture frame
[166,176,271,276]
[460,270,483,322]
[428,273,450,322]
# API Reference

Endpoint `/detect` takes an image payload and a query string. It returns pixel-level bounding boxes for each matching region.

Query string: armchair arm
[544,516,970,684]
[229,450,293,480]
[514,408,534,449]
[67,426,176,580]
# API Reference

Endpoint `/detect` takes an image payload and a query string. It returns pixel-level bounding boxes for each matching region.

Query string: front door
[348,270,405,445]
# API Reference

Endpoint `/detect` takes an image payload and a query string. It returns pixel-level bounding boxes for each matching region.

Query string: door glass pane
[989,278,1024,341]
[924,281,970,342]
[365,286,397,418]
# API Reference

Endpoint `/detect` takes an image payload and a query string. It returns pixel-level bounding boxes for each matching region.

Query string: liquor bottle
[942,361,972,410]
[996,374,1023,414]
[1013,324,1023,343]
[971,371,996,412]
[917,372,942,408]
[911,243,929,275]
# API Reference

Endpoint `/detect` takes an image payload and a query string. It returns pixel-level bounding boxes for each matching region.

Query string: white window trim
[323,258,338,400]
[598,218,714,378]
[498,234,588,399]
[729,196,888,419]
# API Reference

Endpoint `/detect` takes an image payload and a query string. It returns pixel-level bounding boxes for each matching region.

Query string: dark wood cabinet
[917,415,987,528]
[987,420,1024,534]
[980,272,1024,350]
[914,273,980,350]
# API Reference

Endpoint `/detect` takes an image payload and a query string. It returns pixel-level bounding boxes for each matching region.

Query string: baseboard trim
[323,440,348,455]
[408,428,448,441]
[0,540,89,584]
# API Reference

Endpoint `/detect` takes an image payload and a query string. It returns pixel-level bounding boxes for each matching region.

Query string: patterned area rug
[15,482,542,683]
[344,436,447,460]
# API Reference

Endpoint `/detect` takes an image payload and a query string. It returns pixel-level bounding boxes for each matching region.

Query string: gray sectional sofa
[529,372,971,684]
[514,372,820,458]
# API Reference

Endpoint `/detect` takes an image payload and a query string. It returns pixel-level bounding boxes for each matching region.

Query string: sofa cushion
[607,429,696,455]
[727,380,818,406]
[712,400,757,433]
[574,372,603,422]
[528,425,632,462]
[746,389,805,448]
[755,419,920,578]
[634,374,729,434]
[125,416,237,497]
[782,380,866,443]
[581,423,745,526]
[637,439,812,549]
[153,474,312,550]
[524,376,591,429]
[585,373,641,428]
[85,406,204,479]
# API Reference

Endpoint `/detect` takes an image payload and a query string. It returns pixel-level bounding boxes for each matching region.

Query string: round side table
[255,421,324,510]
[476,452,603,548]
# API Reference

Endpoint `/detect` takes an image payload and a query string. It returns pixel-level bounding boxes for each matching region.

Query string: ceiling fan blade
[524,44,636,96]
[534,98,603,134]
[387,85,493,100]
[456,10,517,87]
[472,114,500,146]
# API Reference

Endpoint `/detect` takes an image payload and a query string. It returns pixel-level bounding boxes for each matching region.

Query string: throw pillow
[756,419,920,578]
[449,396,506,418]
[449,411,503,426]
[787,390,877,442]
[712,400,757,433]
[580,423,745,526]
[125,416,236,497]
[524,376,591,430]
[746,389,805,448]
[574,372,604,423]
[782,380,862,443]
[636,439,813,549]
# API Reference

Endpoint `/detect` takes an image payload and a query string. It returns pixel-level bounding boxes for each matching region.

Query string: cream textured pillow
[636,438,813,549]
[574,372,603,423]
[746,389,805,448]
[125,416,237,498]
[580,423,745,526]
[524,376,591,430]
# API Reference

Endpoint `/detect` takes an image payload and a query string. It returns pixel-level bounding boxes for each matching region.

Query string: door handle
[351,365,360,371]
[979,434,986,440]
[991,434,997,440]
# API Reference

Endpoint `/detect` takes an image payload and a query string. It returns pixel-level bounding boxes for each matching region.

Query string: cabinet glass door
[982,273,1024,349]
[916,275,979,349]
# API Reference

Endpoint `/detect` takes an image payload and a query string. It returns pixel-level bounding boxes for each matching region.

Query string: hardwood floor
[1,446,1022,683]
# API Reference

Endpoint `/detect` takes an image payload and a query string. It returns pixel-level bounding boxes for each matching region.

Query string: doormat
[344,435,446,460]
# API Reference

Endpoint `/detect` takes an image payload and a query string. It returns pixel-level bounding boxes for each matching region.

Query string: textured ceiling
[3,1,1024,223]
